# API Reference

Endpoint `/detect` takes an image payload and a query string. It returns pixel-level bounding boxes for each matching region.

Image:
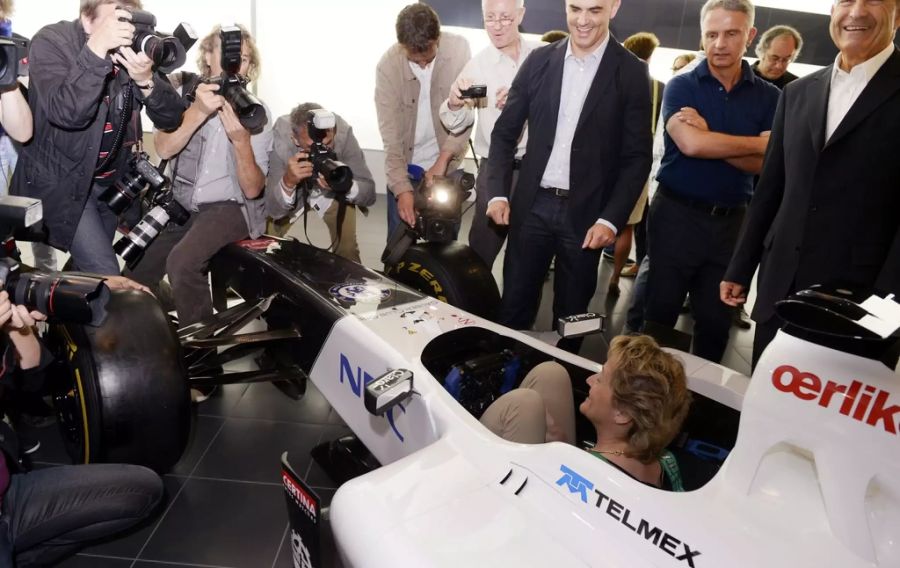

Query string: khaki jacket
[374,32,471,196]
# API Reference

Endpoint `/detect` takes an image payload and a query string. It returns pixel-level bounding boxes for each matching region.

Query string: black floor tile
[79,475,185,558]
[57,555,133,567]
[231,381,333,425]
[139,478,286,568]
[195,383,250,417]
[170,415,225,476]
[193,419,326,484]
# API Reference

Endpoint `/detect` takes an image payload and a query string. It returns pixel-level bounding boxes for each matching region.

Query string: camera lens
[320,159,354,194]
[223,86,267,131]
[5,272,110,326]
[138,34,187,74]
[100,172,144,215]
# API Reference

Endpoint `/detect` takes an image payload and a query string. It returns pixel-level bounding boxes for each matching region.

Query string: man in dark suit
[485,0,651,348]
[722,0,900,366]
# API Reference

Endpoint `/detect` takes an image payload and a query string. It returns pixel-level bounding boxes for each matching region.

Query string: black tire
[48,290,191,472]
[385,242,500,320]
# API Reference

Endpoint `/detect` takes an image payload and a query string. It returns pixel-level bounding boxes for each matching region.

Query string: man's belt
[659,186,745,217]
[540,185,569,198]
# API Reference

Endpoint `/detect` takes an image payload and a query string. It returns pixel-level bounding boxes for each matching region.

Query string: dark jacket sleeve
[876,221,900,294]
[725,89,788,286]
[137,72,186,132]
[598,58,652,231]
[28,24,113,130]
[485,51,535,201]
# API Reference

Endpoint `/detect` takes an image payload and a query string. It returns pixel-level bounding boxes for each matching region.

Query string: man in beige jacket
[374,3,471,240]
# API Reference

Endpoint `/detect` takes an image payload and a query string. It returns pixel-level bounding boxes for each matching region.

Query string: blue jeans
[0,463,162,567]
[68,183,120,275]
[624,255,650,334]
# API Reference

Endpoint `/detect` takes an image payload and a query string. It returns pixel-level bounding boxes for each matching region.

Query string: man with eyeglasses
[752,25,802,88]
[375,3,471,241]
[485,0,652,353]
[439,0,539,270]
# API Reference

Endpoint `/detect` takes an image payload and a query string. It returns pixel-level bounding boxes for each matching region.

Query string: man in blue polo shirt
[644,0,778,363]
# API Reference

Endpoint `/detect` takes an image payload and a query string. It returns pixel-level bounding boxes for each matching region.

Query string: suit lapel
[576,41,621,133]
[825,49,900,149]
[544,41,567,137]
[807,67,830,153]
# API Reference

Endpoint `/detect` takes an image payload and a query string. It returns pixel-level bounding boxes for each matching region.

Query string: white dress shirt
[409,59,441,169]
[541,36,615,234]
[438,39,539,159]
[827,42,894,141]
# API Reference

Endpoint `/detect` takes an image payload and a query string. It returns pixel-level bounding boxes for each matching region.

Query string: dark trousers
[752,314,782,370]
[68,183,120,275]
[467,165,517,270]
[500,190,601,335]
[126,201,249,326]
[644,192,744,363]
[633,202,648,265]
[0,464,162,567]
[386,191,401,242]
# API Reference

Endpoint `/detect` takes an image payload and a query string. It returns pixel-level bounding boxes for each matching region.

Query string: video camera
[0,35,28,90]
[124,10,197,74]
[199,26,266,132]
[381,171,475,265]
[0,197,110,326]
[104,154,190,269]
[305,109,354,196]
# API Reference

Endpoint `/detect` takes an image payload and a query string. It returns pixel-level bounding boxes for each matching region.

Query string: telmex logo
[771,365,900,435]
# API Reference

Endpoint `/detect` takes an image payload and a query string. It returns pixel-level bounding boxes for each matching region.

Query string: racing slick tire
[47,290,190,473]
[385,242,500,320]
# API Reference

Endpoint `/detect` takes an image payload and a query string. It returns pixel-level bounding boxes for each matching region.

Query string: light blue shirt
[540,36,616,234]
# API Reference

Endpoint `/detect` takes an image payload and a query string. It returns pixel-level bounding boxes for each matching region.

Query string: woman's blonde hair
[607,335,692,463]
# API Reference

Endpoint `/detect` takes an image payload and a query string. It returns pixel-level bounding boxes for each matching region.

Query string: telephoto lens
[0,259,110,326]
[128,10,187,73]
[115,199,190,269]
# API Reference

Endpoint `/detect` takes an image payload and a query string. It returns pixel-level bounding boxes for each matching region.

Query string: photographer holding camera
[9,0,183,276]
[266,103,375,263]
[0,290,163,567]
[127,25,271,340]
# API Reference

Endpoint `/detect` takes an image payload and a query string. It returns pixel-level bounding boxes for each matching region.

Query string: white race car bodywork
[305,293,900,568]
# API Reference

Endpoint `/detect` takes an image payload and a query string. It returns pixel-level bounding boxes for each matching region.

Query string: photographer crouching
[9,0,185,276]
[265,103,375,262]
[0,291,163,568]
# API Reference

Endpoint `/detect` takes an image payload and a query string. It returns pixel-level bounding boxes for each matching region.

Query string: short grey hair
[482,0,525,12]
[755,25,803,60]
[700,0,755,29]
[289,102,324,136]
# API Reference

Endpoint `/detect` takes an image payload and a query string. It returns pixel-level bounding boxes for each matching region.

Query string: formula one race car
[45,236,900,567]
[206,238,899,568]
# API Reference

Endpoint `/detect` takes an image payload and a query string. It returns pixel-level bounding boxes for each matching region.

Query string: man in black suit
[485,0,651,348]
[722,0,900,366]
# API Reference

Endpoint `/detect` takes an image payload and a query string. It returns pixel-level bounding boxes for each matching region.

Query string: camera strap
[94,81,134,175]
[299,181,347,255]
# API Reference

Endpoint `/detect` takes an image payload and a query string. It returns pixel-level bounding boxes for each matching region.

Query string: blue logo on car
[556,465,594,503]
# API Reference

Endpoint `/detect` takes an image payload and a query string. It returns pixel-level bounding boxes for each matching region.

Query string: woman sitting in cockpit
[480,335,692,491]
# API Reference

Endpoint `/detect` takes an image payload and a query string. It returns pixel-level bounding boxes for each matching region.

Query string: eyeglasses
[484,16,515,27]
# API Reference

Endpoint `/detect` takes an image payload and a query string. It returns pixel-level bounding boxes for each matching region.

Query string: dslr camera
[304,109,354,197]
[381,171,475,265]
[104,154,190,269]
[124,10,196,74]
[195,26,266,132]
[0,35,28,90]
[0,197,110,326]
